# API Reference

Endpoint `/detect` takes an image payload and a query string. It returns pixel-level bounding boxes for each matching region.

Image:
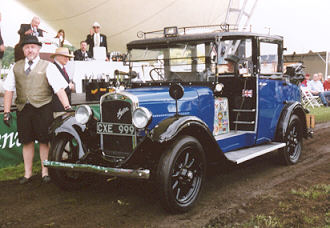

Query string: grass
[290,184,330,200]
[243,215,283,228]
[308,106,330,123]
[0,160,41,181]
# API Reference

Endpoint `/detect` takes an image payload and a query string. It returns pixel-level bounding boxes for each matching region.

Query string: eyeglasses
[93,26,100,28]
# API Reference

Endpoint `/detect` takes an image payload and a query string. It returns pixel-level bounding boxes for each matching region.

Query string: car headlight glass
[132,107,152,129]
[75,105,92,124]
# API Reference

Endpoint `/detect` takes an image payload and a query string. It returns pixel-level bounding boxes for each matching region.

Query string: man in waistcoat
[51,47,75,118]
[3,36,71,184]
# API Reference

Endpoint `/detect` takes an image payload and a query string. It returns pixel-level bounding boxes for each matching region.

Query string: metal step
[224,142,286,164]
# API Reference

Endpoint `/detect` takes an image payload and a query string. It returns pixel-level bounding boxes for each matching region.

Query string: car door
[256,39,286,144]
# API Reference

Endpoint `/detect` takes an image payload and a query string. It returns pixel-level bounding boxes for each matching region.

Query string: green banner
[0,112,24,168]
[0,104,100,168]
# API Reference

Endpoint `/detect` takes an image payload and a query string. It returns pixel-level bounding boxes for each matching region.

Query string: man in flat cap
[51,47,75,117]
[3,36,71,184]
[85,22,108,58]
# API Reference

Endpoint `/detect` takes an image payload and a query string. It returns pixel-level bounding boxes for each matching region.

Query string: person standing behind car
[51,47,75,118]
[15,16,44,62]
[85,22,108,58]
[74,41,91,61]
[55,29,65,47]
[3,36,71,184]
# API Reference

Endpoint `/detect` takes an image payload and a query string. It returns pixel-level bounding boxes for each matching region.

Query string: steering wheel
[149,68,165,81]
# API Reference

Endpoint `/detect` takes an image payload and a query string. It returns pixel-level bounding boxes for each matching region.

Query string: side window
[259,42,279,74]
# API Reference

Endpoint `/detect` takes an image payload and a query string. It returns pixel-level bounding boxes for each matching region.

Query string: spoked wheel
[157,136,206,213]
[279,114,303,165]
[49,134,90,190]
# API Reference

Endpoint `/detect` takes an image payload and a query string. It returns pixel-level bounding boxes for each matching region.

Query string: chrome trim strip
[43,160,150,179]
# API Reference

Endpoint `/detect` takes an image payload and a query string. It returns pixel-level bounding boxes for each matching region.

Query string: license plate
[97,122,135,136]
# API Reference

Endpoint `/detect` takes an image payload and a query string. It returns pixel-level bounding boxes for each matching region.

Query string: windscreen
[128,42,216,82]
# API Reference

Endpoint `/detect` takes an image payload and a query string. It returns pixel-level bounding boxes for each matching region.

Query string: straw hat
[51,47,74,58]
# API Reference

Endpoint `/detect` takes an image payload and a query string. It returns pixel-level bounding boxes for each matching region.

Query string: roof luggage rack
[137,24,238,39]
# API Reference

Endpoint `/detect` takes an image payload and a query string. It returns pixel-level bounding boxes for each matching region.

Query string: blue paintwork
[218,132,256,152]
[125,86,214,133]
[256,77,301,144]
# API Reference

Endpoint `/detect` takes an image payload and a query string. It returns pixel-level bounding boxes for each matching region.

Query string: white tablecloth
[66,61,129,93]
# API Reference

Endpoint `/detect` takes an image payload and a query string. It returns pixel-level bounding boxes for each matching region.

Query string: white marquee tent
[17,0,246,52]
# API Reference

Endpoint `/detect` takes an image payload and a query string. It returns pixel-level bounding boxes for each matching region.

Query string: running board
[224,142,286,164]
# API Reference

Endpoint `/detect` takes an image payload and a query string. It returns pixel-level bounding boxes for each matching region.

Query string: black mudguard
[149,115,227,163]
[49,114,87,159]
[276,102,308,141]
[150,116,212,143]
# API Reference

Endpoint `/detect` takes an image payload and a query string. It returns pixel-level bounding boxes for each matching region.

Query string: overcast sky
[1,0,329,54]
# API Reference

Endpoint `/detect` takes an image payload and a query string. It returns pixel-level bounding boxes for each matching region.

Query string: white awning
[17,0,239,52]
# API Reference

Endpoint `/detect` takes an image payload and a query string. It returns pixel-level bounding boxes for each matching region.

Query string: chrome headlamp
[132,107,152,129]
[75,105,93,124]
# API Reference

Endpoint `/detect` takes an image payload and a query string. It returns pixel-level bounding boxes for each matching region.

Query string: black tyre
[49,134,90,190]
[279,114,303,165]
[157,136,206,213]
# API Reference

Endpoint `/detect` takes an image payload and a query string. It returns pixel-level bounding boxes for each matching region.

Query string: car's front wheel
[157,136,206,213]
[49,134,90,190]
[279,114,303,165]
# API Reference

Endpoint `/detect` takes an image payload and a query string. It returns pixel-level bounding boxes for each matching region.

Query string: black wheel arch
[275,101,308,141]
[49,115,88,159]
[149,115,227,164]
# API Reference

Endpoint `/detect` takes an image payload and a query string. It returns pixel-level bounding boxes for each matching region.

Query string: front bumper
[43,160,150,180]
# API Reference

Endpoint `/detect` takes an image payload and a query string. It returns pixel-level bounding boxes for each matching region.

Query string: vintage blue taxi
[45,25,309,213]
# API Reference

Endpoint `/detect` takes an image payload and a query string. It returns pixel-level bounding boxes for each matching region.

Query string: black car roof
[127,31,283,48]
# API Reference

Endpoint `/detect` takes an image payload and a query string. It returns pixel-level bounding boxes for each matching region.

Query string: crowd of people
[1,15,107,185]
[13,17,108,62]
[301,72,330,106]
[0,15,116,185]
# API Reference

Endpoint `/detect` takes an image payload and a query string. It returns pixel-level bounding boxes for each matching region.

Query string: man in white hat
[3,36,71,184]
[51,47,75,117]
[85,22,108,58]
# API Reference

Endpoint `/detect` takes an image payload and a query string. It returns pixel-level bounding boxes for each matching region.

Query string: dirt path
[0,123,329,228]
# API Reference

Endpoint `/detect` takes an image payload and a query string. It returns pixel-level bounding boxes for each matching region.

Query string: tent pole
[325,51,329,78]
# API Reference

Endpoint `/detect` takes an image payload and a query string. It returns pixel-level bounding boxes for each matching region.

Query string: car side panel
[256,78,285,144]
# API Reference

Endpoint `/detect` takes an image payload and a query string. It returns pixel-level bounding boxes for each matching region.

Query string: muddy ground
[0,123,329,228]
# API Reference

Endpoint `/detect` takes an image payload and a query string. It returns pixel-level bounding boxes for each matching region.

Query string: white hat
[93,22,101,27]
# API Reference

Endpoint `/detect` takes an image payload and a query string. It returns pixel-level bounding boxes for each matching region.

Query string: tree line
[2,46,15,68]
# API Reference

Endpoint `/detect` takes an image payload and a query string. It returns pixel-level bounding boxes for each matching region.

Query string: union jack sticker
[242,89,253,97]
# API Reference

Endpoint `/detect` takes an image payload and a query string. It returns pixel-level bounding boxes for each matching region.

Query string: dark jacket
[51,62,71,112]
[74,49,91,61]
[18,24,43,43]
[0,29,3,59]
[15,24,44,62]
[85,33,108,57]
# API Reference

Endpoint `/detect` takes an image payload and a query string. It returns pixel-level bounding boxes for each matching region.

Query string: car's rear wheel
[49,134,90,190]
[279,114,303,165]
[157,136,206,213]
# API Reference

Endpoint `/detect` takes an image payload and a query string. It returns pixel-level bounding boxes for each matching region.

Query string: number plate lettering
[97,122,135,136]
